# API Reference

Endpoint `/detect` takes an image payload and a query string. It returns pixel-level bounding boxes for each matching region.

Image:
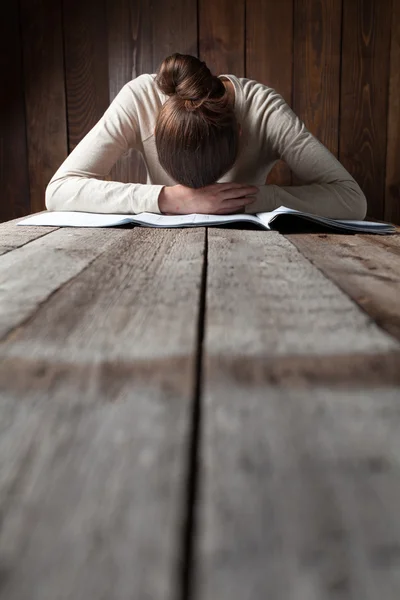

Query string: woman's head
[155,53,239,188]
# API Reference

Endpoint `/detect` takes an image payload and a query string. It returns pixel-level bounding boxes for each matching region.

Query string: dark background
[1,0,399,223]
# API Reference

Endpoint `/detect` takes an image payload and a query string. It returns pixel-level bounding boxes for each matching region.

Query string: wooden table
[1,216,400,600]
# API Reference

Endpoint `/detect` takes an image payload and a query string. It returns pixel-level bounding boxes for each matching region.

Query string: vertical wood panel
[147,0,198,70]
[199,0,245,75]
[63,0,110,152]
[246,0,294,185]
[136,0,198,75]
[107,0,147,184]
[0,3,30,221]
[385,0,400,224]
[20,0,67,213]
[293,0,342,155]
[340,0,393,219]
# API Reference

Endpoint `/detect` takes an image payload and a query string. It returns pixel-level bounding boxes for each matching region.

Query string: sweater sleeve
[45,78,163,214]
[245,85,367,219]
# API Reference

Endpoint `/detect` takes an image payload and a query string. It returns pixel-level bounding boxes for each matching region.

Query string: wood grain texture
[0,355,193,600]
[199,0,245,75]
[19,0,68,213]
[137,0,198,73]
[287,232,400,341]
[204,229,396,357]
[0,3,30,222]
[0,228,205,599]
[385,0,400,224]
[107,0,147,184]
[198,377,400,600]
[0,358,185,600]
[0,220,57,256]
[293,0,342,156]
[0,228,127,341]
[196,228,400,599]
[340,0,393,219]
[246,0,293,186]
[63,0,110,151]
[2,228,205,364]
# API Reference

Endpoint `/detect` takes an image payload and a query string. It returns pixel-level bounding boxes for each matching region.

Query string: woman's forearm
[46,175,164,214]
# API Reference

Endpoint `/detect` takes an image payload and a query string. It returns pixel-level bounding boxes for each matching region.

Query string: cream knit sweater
[46,74,367,219]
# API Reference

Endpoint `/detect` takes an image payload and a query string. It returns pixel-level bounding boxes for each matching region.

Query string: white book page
[18,211,135,227]
[193,212,261,225]
[130,213,198,226]
[19,208,393,231]
[254,209,285,227]
[18,211,263,228]
[255,205,301,227]
[132,212,262,227]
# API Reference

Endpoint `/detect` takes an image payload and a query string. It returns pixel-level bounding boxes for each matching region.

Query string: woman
[46,53,367,219]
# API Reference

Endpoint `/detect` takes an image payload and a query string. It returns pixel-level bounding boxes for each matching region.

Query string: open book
[18,206,396,234]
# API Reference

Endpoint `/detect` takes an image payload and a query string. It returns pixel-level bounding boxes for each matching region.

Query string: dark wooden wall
[1,0,399,223]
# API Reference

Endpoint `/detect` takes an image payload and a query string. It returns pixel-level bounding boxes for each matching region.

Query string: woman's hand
[158,183,259,215]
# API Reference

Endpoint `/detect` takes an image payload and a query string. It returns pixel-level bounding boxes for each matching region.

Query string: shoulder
[225,75,301,140]
[227,75,289,114]
[114,73,165,106]
[107,74,165,139]
[123,73,160,94]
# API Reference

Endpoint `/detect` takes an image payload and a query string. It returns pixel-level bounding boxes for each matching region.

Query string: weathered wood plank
[287,233,400,341]
[340,0,393,219]
[199,0,245,75]
[0,228,128,340]
[0,2,30,221]
[385,0,400,224]
[196,229,400,599]
[0,228,205,600]
[0,357,187,600]
[204,230,397,357]
[20,0,68,212]
[293,0,342,156]
[198,377,400,600]
[0,217,58,255]
[246,0,293,185]
[1,228,205,363]
[63,0,109,151]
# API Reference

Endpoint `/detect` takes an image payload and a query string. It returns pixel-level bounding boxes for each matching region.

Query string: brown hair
[155,53,239,188]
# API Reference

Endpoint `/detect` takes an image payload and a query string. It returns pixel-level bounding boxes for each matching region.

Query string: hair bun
[156,53,225,103]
